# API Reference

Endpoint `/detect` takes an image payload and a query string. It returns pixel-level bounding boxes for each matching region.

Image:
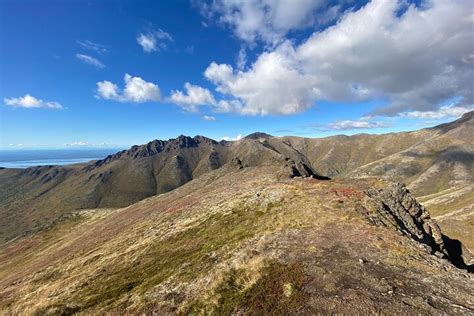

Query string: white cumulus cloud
[197,0,335,46]
[76,54,105,68]
[221,134,243,141]
[4,94,63,109]
[204,43,318,115]
[202,0,474,117]
[137,29,173,53]
[169,82,216,111]
[296,0,474,115]
[96,74,161,103]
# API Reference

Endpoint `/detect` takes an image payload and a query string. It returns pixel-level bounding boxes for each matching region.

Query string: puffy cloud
[77,40,108,54]
[296,0,474,115]
[205,43,318,115]
[76,53,105,68]
[221,134,243,141]
[203,115,216,121]
[122,75,161,102]
[197,0,333,45]
[211,99,244,113]
[137,29,173,53]
[96,81,121,100]
[204,62,234,84]
[96,74,161,103]
[169,82,216,111]
[137,34,156,53]
[4,94,63,109]
[398,103,474,120]
[202,0,474,116]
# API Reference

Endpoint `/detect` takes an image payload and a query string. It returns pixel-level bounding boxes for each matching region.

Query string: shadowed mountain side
[0,135,321,244]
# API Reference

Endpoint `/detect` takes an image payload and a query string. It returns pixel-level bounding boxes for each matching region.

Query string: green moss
[239,261,309,315]
[186,261,309,315]
[31,269,62,285]
[212,268,248,315]
[32,304,80,316]
[83,280,138,308]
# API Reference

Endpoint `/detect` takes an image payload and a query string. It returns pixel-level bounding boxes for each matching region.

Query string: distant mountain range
[1,112,472,248]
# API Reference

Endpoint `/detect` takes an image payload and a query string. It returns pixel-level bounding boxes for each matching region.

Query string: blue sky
[1,0,472,149]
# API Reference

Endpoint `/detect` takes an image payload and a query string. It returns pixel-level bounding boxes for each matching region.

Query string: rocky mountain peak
[173,135,198,148]
[193,135,218,145]
[244,132,273,140]
[83,135,218,171]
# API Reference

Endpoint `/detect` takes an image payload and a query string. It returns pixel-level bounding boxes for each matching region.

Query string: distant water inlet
[0,149,122,168]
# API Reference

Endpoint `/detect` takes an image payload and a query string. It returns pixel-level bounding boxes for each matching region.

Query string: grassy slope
[0,166,472,314]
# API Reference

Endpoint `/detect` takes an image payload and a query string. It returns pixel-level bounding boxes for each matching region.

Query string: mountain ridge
[0,112,473,250]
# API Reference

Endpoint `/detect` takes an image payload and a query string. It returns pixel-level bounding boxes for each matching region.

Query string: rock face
[362,183,471,270]
[364,183,443,247]
[285,160,315,178]
[280,159,331,180]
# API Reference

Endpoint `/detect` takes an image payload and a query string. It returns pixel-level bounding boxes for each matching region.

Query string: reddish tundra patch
[330,187,365,199]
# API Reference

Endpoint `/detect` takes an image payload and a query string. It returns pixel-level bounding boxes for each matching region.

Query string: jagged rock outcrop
[363,183,446,256]
[355,182,473,271]
[280,159,330,180]
[231,157,244,170]
[279,159,313,178]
